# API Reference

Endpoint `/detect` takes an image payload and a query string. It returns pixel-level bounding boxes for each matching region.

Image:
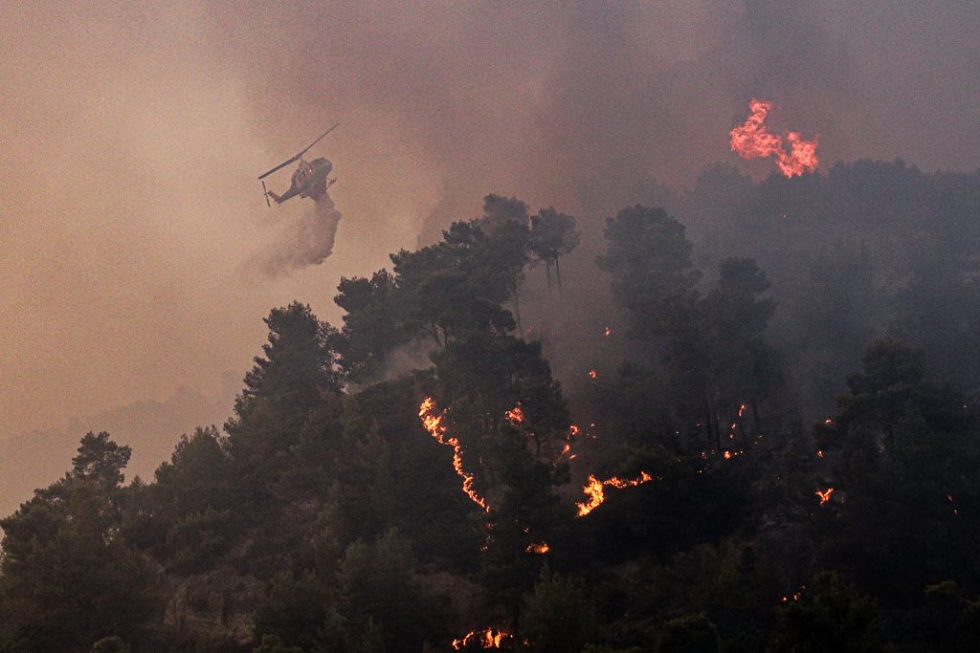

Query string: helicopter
[258,123,339,206]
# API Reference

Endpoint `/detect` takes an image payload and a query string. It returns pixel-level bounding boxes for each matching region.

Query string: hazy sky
[2,1,979,441]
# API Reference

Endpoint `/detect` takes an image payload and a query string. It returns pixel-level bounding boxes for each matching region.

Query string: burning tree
[428,333,573,562]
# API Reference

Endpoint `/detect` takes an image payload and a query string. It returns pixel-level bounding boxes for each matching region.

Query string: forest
[3,159,980,652]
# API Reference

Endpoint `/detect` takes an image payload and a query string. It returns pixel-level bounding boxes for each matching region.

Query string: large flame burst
[730,98,818,177]
[419,397,490,513]
[576,472,655,517]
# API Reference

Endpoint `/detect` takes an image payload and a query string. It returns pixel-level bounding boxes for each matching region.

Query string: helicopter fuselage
[258,124,339,206]
[290,157,333,200]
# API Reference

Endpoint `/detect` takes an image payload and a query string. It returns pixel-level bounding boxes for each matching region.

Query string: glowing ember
[815,487,834,505]
[947,493,960,517]
[577,471,654,517]
[453,628,513,650]
[556,424,582,462]
[556,441,580,463]
[505,404,525,425]
[728,403,748,441]
[730,98,818,177]
[589,370,597,379]
[782,585,806,603]
[526,541,550,554]
[419,397,490,513]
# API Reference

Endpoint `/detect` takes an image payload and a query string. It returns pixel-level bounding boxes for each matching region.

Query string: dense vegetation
[3,161,980,652]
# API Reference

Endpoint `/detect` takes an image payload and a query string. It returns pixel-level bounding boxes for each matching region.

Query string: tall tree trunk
[511,284,525,338]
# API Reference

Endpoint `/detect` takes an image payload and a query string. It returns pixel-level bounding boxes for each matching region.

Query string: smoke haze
[246,194,343,278]
[2,2,980,510]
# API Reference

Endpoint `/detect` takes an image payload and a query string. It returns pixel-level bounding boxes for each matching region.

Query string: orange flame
[816,487,834,505]
[419,397,490,513]
[782,584,806,603]
[555,424,582,463]
[505,404,525,425]
[577,471,654,517]
[730,98,818,177]
[452,628,513,650]
[526,541,550,554]
[728,403,748,439]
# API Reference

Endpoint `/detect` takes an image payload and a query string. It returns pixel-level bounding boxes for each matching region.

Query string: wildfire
[556,424,582,463]
[815,487,834,505]
[782,584,807,603]
[526,541,550,554]
[728,403,748,441]
[453,628,513,650]
[505,404,525,425]
[577,472,654,517]
[947,493,960,517]
[419,397,490,513]
[730,98,818,177]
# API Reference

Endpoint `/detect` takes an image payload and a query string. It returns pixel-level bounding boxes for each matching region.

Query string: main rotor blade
[257,123,340,180]
[258,155,300,180]
[296,122,340,159]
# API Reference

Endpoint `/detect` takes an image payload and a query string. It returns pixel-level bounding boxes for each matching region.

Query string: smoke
[4,2,980,492]
[201,1,980,231]
[246,194,342,278]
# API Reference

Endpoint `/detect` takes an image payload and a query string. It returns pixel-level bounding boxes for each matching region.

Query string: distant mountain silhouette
[0,380,235,519]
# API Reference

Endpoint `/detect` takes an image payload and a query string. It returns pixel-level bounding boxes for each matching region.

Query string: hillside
[3,163,980,652]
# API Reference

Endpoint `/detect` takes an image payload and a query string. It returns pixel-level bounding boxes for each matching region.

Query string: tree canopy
[5,165,980,651]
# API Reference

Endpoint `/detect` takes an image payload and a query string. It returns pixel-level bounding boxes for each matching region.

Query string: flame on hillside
[557,423,581,463]
[419,397,490,513]
[453,628,514,650]
[782,584,807,603]
[947,493,960,517]
[577,472,655,517]
[728,403,748,441]
[816,487,834,505]
[730,99,818,177]
[526,541,550,554]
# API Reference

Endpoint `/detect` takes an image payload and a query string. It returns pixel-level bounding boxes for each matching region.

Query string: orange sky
[2,1,979,447]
